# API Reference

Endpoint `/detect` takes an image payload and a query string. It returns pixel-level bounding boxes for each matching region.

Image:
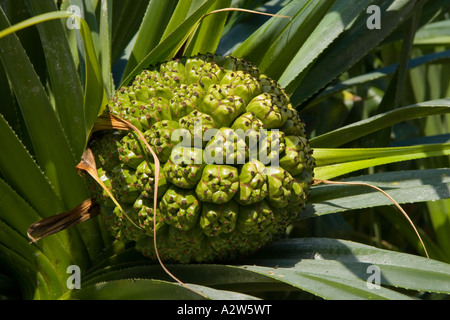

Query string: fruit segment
[88,54,315,263]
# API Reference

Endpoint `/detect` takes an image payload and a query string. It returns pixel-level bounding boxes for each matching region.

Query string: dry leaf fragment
[27,198,99,243]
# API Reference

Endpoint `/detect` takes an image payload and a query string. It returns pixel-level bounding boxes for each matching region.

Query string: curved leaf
[0,220,64,299]
[99,0,114,98]
[110,0,150,64]
[313,143,450,180]
[255,0,335,81]
[65,279,259,300]
[279,0,372,93]
[304,168,450,217]
[119,0,218,87]
[217,0,289,55]
[0,177,91,297]
[414,20,450,46]
[241,264,412,300]
[315,49,450,103]
[290,0,426,106]
[233,0,328,72]
[0,8,108,140]
[0,244,41,299]
[0,9,111,208]
[0,114,65,217]
[183,0,231,56]
[160,0,198,41]
[122,0,178,78]
[243,238,450,297]
[25,0,86,159]
[76,237,450,300]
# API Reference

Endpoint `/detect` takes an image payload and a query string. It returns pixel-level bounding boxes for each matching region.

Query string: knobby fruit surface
[88,53,315,263]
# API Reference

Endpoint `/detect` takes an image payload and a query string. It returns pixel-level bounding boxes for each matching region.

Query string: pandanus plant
[1,0,450,300]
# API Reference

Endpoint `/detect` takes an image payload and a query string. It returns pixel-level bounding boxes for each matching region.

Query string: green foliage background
[0,0,449,300]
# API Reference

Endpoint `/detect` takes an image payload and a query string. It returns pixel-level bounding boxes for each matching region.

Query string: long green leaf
[122,0,178,78]
[314,50,450,103]
[414,20,450,46]
[183,0,231,56]
[290,0,426,106]
[0,175,91,289]
[99,0,114,98]
[25,0,86,159]
[0,244,41,299]
[0,178,42,236]
[0,8,105,265]
[80,262,278,290]
[0,8,107,146]
[0,9,106,130]
[313,143,450,180]
[64,279,259,300]
[279,0,372,92]
[310,98,450,148]
[242,264,412,300]
[0,114,65,217]
[0,8,88,209]
[0,4,36,155]
[243,238,450,297]
[217,0,289,55]
[303,168,450,218]
[78,237,450,299]
[232,0,311,68]
[77,14,108,134]
[110,0,150,64]
[259,0,336,81]
[426,199,450,259]
[160,0,202,41]
[119,0,217,87]
[315,143,450,166]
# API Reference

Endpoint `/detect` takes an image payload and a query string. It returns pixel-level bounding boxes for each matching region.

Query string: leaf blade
[290,0,426,106]
[313,143,450,180]
[122,0,178,78]
[243,238,450,295]
[304,168,450,217]
[310,98,450,148]
[183,0,232,56]
[0,114,65,217]
[0,8,88,209]
[119,0,217,87]
[25,0,87,159]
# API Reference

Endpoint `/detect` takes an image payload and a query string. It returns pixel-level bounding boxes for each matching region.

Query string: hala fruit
[88,54,315,263]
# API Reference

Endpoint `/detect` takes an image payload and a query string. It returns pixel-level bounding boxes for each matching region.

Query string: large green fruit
[88,53,315,263]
